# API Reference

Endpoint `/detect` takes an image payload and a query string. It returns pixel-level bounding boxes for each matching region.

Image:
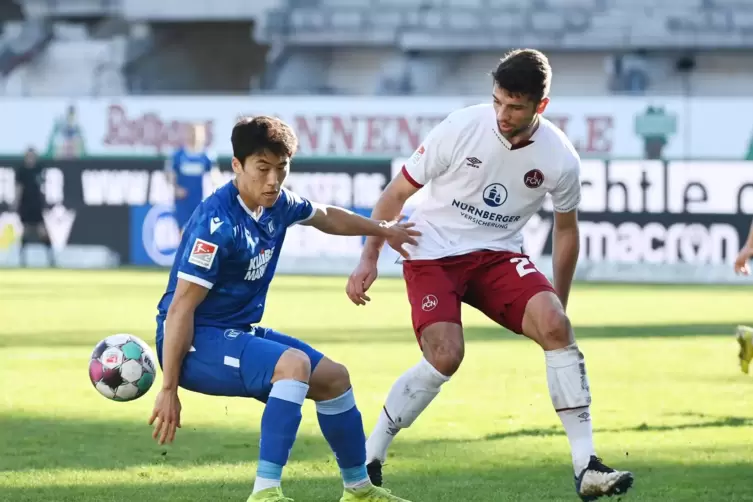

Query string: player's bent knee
[308,358,351,401]
[523,292,573,350]
[421,322,465,377]
[272,348,311,383]
[539,309,573,348]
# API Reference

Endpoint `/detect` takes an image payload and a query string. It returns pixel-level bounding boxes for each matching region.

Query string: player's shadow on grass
[3,460,753,502]
[482,415,753,441]
[0,413,333,473]
[463,322,748,341]
[1,322,747,350]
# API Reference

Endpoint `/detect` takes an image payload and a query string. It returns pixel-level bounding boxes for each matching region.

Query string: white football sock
[545,343,596,474]
[366,357,450,463]
[253,477,281,493]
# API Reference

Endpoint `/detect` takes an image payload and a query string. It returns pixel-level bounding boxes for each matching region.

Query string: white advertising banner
[3,96,753,160]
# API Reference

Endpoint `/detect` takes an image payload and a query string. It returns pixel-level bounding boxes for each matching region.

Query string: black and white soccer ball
[88,334,157,402]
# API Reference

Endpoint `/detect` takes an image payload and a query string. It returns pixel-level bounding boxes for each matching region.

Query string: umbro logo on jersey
[465,157,482,168]
[210,217,223,234]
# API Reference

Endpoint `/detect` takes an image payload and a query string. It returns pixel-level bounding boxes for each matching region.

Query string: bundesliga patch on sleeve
[188,238,218,269]
[410,145,425,165]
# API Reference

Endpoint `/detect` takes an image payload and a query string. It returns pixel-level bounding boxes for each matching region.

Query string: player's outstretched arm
[300,201,421,259]
[345,172,420,306]
[359,172,421,262]
[149,279,208,445]
[552,210,580,311]
[734,219,753,275]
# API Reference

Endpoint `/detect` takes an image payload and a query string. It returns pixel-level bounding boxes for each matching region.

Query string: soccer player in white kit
[346,49,634,501]
[734,219,753,373]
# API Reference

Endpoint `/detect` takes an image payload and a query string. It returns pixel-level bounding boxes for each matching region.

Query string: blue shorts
[155,321,324,402]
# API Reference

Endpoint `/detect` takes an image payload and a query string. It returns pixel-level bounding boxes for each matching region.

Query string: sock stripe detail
[316,388,356,415]
[257,460,284,480]
[269,379,309,405]
[382,406,396,425]
[341,465,369,485]
[555,405,590,413]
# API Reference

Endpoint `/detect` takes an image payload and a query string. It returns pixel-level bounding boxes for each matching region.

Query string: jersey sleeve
[175,211,233,290]
[281,188,316,227]
[401,116,454,188]
[550,154,582,213]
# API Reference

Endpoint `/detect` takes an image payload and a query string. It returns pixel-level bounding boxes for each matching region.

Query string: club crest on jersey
[482,183,508,208]
[245,247,275,281]
[188,238,218,269]
[523,169,545,189]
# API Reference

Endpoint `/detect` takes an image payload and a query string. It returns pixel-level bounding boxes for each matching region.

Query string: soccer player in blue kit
[149,116,418,502]
[167,123,221,230]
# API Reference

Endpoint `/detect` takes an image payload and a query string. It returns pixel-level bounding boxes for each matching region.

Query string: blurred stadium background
[1,2,753,501]
[1,0,753,279]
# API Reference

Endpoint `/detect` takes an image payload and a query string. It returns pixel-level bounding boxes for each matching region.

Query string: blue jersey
[170,147,215,208]
[156,182,315,329]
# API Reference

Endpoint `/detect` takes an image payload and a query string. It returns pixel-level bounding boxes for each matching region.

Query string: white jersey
[401,104,581,261]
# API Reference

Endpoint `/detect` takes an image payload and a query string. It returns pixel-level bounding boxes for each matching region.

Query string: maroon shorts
[403,250,556,342]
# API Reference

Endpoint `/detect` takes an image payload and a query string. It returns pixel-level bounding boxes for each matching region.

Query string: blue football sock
[254,379,309,494]
[316,388,370,488]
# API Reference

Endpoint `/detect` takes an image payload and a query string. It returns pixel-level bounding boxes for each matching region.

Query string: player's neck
[233,180,264,218]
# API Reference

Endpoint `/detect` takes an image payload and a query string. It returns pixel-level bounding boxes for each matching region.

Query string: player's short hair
[231,116,298,163]
[492,49,552,103]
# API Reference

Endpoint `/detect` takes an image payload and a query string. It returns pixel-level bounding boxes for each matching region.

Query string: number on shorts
[510,257,538,277]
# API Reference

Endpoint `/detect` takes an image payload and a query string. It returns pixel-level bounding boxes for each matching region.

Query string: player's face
[492,84,549,138]
[232,150,290,208]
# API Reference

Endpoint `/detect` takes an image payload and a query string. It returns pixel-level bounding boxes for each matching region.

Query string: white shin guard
[366,358,450,462]
[384,357,450,428]
[545,343,592,411]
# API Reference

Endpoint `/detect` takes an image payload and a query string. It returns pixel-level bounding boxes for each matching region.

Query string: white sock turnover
[366,357,450,463]
[545,343,596,474]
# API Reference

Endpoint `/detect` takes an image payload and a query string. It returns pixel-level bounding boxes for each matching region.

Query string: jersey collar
[232,183,264,221]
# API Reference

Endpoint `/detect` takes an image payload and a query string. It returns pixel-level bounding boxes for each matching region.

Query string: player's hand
[175,186,188,200]
[148,388,182,445]
[346,257,379,306]
[734,246,753,275]
[381,215,421,260]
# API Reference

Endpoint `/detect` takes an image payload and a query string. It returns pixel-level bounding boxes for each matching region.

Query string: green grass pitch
[1,269,752,501]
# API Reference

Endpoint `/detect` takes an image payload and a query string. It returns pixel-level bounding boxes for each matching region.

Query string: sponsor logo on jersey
[267,220,275,235]
[465,157,482,168]
[482,183,508,207]
[188,238,218,269]
[451,200,521,229]
[524,169,545,188]
[245,247,275,281]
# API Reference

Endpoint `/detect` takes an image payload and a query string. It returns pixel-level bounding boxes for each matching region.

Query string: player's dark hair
[231,116,298,164]
[492,49,552,103]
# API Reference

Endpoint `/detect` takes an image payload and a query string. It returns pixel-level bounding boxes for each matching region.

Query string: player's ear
[231,157,244,174]
[536,97,550,115]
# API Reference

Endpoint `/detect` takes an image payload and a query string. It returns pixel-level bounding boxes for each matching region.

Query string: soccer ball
[88,334,157,402]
